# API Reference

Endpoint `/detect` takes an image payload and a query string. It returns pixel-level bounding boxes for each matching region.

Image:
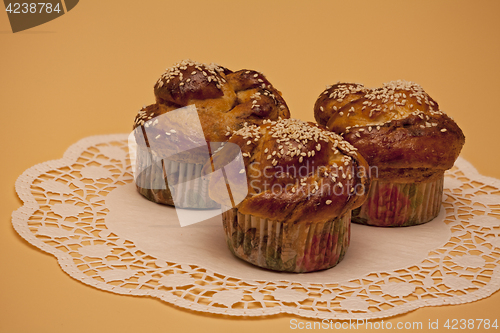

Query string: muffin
[205,118,370,272]
[314,80,465,227]
[132,59,290,208]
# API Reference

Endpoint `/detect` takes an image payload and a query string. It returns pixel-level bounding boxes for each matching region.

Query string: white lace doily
[12,134,500,320]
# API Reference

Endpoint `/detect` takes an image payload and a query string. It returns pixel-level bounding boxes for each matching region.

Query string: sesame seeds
[325,80,453,135]
[323,83,366,104]
[231,119,359,203]
[326,200,332,205]
[441,128,447,132]
[156,59,226,92]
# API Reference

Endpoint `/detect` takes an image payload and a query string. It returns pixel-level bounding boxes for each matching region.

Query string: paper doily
[12,134,500,320]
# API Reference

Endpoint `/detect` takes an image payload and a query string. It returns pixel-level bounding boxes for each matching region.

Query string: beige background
[1,1,499,332]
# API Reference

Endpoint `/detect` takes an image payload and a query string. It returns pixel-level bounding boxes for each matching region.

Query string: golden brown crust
[314,83,367,126]
[133,60,290,163]
[154,63,231,106]
[340,112,464,172]
[226,69,272,92]
[206,119,371,223]
[314,80,465,180]
[132,103,211,164]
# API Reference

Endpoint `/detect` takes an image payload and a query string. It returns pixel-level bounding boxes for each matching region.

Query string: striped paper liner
[352,175,444,227]
[135,146,219,209]
[221,206,351,273]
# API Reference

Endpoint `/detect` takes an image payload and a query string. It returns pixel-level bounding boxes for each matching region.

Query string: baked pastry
[132,59,290,208]
[314,80,465,226]
[205,118,370,272]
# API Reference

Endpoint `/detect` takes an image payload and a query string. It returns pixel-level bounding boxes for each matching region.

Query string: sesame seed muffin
[132,59,290,209]
[205,118,370,272]
[314,80,465,227]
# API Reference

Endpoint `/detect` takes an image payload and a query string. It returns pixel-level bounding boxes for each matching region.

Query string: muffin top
[314,80,465,181]
[206,118,370,223]
[134,59,290,138]
[132,60,291,164]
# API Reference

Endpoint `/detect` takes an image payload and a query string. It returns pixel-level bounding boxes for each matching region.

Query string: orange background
[1,1,499,332]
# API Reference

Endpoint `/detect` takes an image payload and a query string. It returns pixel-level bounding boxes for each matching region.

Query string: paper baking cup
[352,175,444,227]
[221,206,351,273]
[134,147,219,209]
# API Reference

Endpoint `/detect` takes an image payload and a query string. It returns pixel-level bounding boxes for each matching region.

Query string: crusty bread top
[206,118,371,223]
[133,59,291,163]
[314,80,465,177]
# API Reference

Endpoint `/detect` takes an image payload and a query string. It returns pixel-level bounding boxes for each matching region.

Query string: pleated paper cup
[352,175,444,227]
[135,146,219,209]
[221,206,351,273]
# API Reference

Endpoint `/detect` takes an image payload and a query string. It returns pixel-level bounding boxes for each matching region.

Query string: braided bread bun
[133,59,290,149]
[207,118,370,223]
[314,80,465,182]
[132,60,291,208]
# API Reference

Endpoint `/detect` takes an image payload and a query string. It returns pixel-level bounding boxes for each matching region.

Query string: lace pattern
[12,134,500,320]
